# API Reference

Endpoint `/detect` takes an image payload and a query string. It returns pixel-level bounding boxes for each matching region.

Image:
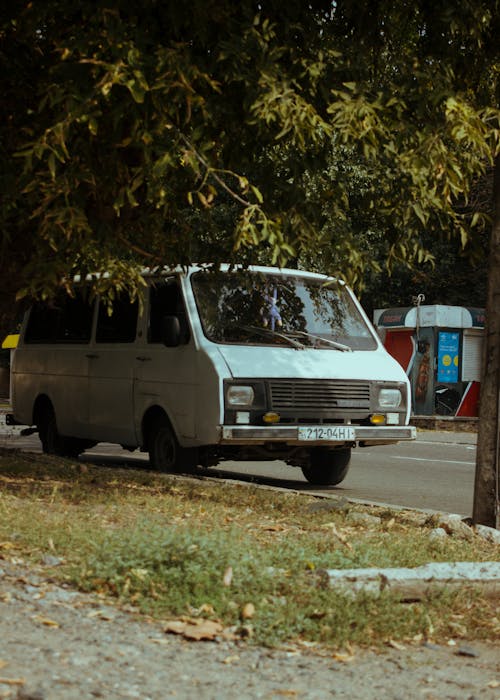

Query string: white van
[10,265,415,485]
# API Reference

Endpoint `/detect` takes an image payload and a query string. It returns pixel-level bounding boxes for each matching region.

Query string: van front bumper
[220,425,416,446]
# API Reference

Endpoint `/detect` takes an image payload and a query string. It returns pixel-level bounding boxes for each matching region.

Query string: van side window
[24,294,94,344]
[96,296,138,343]
[148,281,190,344]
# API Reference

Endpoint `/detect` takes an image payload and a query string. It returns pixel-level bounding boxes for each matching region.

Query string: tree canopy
[1,0,499,312]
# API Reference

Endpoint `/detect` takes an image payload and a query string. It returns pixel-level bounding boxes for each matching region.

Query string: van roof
[75,265,345,285]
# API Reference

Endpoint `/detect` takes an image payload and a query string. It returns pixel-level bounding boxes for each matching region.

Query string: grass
[0,446,498,650]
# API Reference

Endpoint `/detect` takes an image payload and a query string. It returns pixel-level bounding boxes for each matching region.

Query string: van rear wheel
[38,406,82,458]
[301,448,351,486]
[148,417,196,473]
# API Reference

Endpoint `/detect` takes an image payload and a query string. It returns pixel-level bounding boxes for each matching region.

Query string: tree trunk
[473,154,500,528]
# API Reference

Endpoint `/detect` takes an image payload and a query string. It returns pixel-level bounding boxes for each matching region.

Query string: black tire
[301,447,351,486]
[148,416,197,473]
[37,405,82,458]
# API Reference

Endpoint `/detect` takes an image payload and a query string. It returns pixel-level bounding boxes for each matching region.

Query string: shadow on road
[78,451,338,493]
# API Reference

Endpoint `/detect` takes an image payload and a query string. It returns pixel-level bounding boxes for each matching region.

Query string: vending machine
[373,305,485,417]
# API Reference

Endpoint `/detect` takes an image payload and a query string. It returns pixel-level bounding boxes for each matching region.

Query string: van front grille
[268,379,371,415]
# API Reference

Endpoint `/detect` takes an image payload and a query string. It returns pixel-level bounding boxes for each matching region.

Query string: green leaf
[251,185,263,203]
[48,152,56,179]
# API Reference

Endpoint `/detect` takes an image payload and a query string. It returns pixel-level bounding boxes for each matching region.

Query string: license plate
[298,426,355,441]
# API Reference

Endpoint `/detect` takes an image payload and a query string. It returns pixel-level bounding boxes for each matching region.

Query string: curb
[317,561,500,599]
[411,415,478,433]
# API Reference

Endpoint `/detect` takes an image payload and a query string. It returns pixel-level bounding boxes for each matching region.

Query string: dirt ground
[0,559,498,700]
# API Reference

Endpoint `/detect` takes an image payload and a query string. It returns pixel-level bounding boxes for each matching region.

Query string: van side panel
[86,346,137,444]
[12,346,89,434]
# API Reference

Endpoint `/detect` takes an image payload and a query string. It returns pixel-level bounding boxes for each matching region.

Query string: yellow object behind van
[1,334,19,350]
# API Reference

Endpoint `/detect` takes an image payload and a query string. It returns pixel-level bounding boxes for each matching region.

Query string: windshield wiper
[241,325,306,349]
[290,330,352,352]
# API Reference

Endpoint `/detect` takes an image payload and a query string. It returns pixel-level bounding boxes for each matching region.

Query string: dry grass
[0,447,498,649]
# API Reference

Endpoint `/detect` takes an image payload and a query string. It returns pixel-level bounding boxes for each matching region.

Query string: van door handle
[136,356,152,362]
[86,353,99,359]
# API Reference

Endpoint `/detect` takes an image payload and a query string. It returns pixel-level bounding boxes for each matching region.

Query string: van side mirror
[161,315,181,347]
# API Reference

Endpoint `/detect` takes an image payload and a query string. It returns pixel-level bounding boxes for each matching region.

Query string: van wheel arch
[143,407,197,473]
[33,395,89,458]
[142,406,171,452]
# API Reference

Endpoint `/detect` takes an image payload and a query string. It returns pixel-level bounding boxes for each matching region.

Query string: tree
[328,1,500,526]
[0,1,333,305]
[474,155,500,528]
[1,1,497,305]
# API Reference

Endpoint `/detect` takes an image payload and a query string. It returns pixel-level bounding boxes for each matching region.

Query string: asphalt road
[0,417,477,516]
[213,431,478,516]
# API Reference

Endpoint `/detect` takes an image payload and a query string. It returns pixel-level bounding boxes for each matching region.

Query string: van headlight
[226,385,255,407]
[378,388,402,408]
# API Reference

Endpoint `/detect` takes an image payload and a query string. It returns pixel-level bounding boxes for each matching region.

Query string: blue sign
[437,332,459,383]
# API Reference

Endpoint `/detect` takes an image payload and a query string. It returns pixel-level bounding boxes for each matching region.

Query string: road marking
[395,455,476,466]
[417,440,476,448]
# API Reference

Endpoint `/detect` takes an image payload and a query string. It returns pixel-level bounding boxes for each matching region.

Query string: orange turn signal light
[263,412,280,424]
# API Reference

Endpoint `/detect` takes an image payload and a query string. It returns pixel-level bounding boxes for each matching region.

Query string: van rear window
[24,294,94,344]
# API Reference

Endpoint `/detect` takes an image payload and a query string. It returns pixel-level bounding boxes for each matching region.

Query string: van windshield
[191,270,377,350]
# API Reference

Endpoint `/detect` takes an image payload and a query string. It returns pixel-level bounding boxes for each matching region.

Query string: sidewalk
[415,428,477,445]
[411,414,478,433]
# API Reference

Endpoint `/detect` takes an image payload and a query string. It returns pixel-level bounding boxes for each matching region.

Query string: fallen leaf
[238,624,253,639]
[198,603,215,615]
[322,523,353,550]
[0,678,25,686]
[309,610,327,619]
[332,652,355,663]
[222,566,233,587]
[222,655,240,664]
[32,615,60,628]
[332,645,355,663]
[263,524,286,532]
[387,639,406,651]
[86,609,115,621]
[449,621,467,637]
[163,620,187,635]
[241,603,255,619]
[164,618,224,641]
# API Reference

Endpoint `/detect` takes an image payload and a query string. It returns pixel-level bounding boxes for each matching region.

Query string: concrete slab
[319,561,500,598]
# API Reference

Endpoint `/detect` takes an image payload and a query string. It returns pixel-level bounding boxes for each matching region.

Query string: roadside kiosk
[373,305,485,417]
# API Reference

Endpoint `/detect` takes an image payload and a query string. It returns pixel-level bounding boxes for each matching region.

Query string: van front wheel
[148,417,196,473]
[301,448,351,486]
